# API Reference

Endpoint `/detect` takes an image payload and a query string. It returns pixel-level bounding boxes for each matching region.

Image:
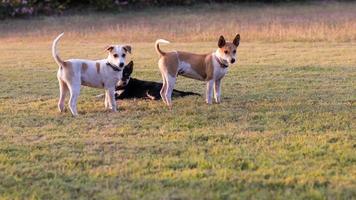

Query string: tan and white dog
[155,34,240,107]
[52,33,131,116]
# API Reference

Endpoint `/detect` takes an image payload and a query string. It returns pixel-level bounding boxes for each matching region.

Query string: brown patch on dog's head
[216,34,240,64]
[96,62,100,74]
[82,63,88,72]
[105,45,114,52]
[123,45,132,54]
[218,43,235,55]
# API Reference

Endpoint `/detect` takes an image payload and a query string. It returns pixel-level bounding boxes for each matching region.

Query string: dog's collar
[214,55,228,69]
[106,62,122,72]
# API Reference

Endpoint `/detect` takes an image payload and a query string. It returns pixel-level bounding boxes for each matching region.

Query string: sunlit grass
[0,2,355,199]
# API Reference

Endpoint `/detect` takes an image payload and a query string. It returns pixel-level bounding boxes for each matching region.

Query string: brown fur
[162,52,179,77]
[156,34,240,107]
[155,43,166,56]
[123,45,131,54]
[218,42,236,55]
[106,46,114,52]
[177,51,214,81]
[204,54,214,80]
[81,63,88,73]
[96,62,100,74]
[156,41,215,81]
[62,61,74,82]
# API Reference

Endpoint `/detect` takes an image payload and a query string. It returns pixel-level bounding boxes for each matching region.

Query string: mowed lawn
[0,3,355,200]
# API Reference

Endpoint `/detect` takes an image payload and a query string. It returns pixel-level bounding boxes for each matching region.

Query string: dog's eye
[113,54,119,58]
[224,50,228,54]
[233,50,236,54]
[122,54,126,58]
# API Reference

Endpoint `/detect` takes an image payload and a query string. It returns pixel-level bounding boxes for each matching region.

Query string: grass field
[0,2,355,200]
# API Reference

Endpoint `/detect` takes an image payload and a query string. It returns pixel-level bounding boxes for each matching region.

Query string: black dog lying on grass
[97,61,200,100]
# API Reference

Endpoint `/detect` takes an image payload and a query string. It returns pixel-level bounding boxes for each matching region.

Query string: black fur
[115,61,200,100]
[115,78,200,100]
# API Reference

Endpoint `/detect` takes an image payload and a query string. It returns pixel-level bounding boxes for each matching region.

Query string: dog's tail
[155,39,170,56]
[52,33,65,66]
[172,89,200,98]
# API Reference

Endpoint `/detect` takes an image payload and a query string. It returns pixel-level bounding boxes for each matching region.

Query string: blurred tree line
[0,0,351,19]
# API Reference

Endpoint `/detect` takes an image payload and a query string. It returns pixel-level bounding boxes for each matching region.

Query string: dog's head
[117,61,133,89]
[105,44,132,69]
[215,34,240,65]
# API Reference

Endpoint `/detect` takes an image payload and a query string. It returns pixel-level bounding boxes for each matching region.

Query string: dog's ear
[233,34,240,47]
[218,35,226,48]
[126,61,134,73]
[105,45,114,52]
[123,45,132,54]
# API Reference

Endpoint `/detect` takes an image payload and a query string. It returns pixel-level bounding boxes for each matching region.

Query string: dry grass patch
[0,2,356,42]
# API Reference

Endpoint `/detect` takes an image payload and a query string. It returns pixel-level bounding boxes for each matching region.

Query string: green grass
[0,4,356,200]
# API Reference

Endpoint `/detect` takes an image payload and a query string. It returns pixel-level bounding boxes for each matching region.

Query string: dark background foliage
[0,0,351,19]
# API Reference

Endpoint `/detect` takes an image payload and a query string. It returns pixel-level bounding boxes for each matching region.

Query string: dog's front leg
[206,80,214,104]
[104,90,110,109]
[214,79,222,103]
[108,88,117,112]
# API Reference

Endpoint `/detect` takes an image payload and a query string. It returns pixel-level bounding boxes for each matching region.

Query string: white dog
[52,33,131,116]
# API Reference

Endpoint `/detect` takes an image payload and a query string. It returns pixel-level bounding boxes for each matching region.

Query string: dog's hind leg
[58,79,68,112]
[160,73,168,104]
[158,59,168,104]
[165,74,176,108]
[68,83,80,116]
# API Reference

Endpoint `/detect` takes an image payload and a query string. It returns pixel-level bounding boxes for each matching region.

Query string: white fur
[214,47,237,65]
[155,39,170,45]
[52,33,64,66]
[52,33,128,116]
[178,61,204,80]
[206,80,214,104]
[211,53,228,103]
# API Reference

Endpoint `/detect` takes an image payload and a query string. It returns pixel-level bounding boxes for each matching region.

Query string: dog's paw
[95,94,105,99]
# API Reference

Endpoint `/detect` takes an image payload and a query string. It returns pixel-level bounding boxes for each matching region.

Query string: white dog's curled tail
[155,39,170,56]
[52,33,65,67]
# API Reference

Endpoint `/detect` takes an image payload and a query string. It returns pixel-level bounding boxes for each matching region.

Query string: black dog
[115,61,200,100]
